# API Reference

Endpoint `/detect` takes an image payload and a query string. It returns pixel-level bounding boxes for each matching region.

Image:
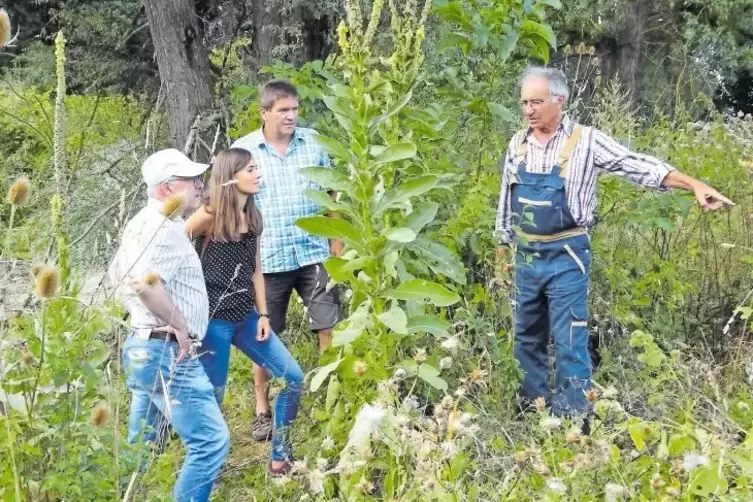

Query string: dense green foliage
[1,0,753,500]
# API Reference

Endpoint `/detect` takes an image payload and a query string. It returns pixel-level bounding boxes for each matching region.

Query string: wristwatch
[259,312,270,318]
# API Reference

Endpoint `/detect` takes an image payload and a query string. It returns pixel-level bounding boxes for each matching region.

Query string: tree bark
[249,0,332,75]
[143,0,214,155]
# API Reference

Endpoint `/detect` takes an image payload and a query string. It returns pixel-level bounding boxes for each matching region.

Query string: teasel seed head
[162,193,186,220]
[91,402,110,427]
[34,264,59,298]
[7,177,31,206]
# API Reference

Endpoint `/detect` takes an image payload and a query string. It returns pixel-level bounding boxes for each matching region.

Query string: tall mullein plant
[300,0,465,398]
[52,31,71,288]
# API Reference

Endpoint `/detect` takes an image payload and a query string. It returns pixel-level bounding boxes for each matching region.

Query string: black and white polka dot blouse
[194,231,257,322]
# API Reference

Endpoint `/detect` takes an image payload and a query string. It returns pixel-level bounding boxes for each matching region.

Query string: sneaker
[267,459,293,477]
[252,411,273,442]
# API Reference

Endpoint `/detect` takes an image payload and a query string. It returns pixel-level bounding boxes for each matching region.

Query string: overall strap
[516,139,527,164]
[556,125,583,178]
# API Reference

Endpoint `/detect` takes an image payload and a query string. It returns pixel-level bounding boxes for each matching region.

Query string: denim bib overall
[510,125,592,416]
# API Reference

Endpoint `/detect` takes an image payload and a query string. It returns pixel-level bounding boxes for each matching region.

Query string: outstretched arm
[592,129,733,211]
[660,170,734,210]
[184,204,213,239]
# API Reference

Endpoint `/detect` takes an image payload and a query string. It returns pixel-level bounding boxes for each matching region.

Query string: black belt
[148,330,179,343]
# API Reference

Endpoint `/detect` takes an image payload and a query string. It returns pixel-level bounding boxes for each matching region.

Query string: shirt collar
[254,126,305,149]
[522,115,575,144]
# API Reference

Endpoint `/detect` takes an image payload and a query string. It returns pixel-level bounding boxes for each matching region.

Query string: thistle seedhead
[162,193,186,220]
[34,264,59,299]
[353,360,367,377]
[7,177,31,206]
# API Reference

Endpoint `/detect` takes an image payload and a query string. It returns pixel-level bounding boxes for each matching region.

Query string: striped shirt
[231,127,331,274]
[108,198,209,339]
[495,116,675,244]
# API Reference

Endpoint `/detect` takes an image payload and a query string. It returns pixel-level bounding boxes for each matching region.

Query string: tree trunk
[599,0,648,102]
[143,0,214,155]
[249,0,332,76]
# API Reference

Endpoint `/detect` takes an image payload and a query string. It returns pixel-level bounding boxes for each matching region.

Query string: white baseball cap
[141,148,210,187]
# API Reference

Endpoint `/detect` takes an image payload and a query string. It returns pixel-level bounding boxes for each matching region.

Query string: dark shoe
[267,459,293,477]
[252,411,273,442]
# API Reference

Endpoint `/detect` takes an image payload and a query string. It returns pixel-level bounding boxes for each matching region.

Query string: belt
[519,227,588,243]
[148,330,179,343]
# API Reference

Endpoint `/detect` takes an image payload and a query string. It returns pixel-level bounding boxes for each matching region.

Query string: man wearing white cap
[109,149,229,502]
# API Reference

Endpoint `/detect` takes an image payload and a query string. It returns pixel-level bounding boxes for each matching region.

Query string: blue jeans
[123,334,230,502]
[199,311,304,461]
[514,234,592,416]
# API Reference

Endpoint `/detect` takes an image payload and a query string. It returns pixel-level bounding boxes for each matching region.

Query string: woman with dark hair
[186,147,302,475]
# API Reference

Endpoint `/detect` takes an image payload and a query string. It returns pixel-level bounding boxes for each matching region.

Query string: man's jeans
[199,311,304,461]
[123,334,230,502]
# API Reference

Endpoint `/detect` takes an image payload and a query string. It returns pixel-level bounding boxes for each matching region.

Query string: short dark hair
[259,79,298,110]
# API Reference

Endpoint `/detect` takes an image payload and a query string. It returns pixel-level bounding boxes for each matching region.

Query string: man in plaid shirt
[232,79,342,441]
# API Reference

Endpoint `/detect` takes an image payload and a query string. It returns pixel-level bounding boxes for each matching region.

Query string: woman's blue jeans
[199,311,304,461]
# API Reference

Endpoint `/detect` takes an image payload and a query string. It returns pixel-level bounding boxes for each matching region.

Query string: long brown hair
[204,148,263,242]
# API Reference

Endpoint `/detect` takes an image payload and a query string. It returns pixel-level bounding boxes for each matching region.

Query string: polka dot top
[194,231,257,322]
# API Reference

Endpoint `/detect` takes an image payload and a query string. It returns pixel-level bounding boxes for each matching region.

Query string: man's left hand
[330,240,344,258]
[693,182,734,211]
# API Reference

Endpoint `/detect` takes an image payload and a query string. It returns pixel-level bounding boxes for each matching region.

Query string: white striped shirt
[495,116,675,244]
[108,198,209,339]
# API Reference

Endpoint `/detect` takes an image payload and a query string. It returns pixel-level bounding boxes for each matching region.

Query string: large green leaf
[437,32,473,55]
[311,356,342,392]
[409,238,467,285]
[373,142,418,166]
[488,102,514,122]
[406,315,451,337]
[325,375,340,411]
[370,89,414,128]
[386,228,417,243]
[405,362,448,391]
[324,257,355,283]
[299,167,351,192]
[520,20,556,47]
[312,133,354,164]
[377,302,408,335]
[383,279,460,307]
[296,216,367,255]
[375,176,438,215]
[403,203,439,234]
[303,189,353,216]
[332,300,372,347]
[495,31,520,62]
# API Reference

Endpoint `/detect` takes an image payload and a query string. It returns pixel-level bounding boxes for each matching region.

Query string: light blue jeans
[123,334,230,502]
[199,310,304,461]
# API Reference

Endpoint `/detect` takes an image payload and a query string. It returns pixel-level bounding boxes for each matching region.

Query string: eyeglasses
[520,99,548,110]
[171,175,205,190]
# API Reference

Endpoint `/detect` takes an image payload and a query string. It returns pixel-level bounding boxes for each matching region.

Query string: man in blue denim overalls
[495,67,733,418]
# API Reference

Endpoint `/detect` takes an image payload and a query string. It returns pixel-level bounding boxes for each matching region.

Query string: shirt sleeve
[592,128,675,191]
[494,135,519,245]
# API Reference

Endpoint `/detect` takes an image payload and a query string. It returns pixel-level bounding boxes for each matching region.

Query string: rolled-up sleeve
[494,136,519,244]
[592,129,675,190]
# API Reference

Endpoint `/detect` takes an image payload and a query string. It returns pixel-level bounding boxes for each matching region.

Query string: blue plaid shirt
[231,127,331,274]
